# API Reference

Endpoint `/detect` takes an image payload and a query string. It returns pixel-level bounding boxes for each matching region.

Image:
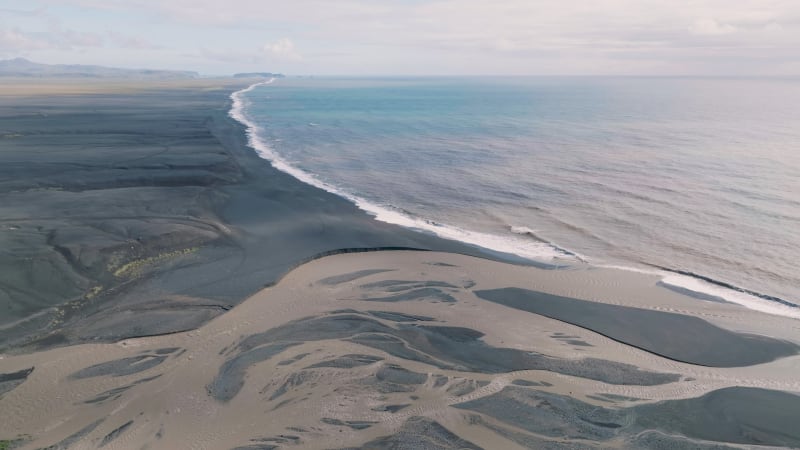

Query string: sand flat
[1,251,799,449]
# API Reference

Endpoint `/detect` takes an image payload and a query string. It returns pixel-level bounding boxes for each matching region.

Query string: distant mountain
[233,72,285,78]
[0,58,198,79]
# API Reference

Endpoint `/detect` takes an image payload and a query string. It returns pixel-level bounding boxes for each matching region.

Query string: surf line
[649,264,798,308]
[228,80,575,265]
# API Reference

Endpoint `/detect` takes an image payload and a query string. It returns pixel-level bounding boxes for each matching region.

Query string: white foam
[510,226,536,235]
[229,78,275,124]
[598,264,665,276]
[659,274,800,319]
[229,81,569,262]
[600,263,800,319]
[231,82,800,319]
[510,225,588,262]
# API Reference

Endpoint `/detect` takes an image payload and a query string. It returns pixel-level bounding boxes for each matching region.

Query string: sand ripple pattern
[1,251,799,449]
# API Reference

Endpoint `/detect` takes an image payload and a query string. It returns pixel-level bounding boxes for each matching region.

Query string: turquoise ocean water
[234,77,800,314]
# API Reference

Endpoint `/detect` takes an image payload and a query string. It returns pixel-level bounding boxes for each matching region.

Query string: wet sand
[475,287,797,367]
[1,251,799,449]
[1,80,799,449]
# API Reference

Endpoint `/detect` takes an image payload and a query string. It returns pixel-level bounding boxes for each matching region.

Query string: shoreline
[0,77,543,355]
[228,80,576,263]
[0,75,791,356]
[231,79,800,319]
[1,78,799,448]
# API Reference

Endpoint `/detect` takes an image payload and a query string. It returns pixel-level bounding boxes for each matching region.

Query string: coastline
[1,78,800,449]
[229,80,575,265]
[0,77,540,355]
[231,79,800,319]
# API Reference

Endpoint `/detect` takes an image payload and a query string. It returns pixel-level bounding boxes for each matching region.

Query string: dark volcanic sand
[207,311,678,402]
[475,287,798,367]
[3,81,799,450]
[0,81,535,352]
[456,385,800,448]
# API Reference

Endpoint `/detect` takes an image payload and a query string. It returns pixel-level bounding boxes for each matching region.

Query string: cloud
[193,39,303,64]
[0,25,161,55]
[53,28,104,47]
[262,38,302,61]
[690,19,737,36]
[196,47,258,63]
[13,0,800,75]
[0,28,49,52]
[0,26,104,52]
[106,31,160,49]
[0,6,48,18]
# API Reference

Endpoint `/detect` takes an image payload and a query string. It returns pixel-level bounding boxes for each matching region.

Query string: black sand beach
[0,79,527,353]
[1,79,799,449]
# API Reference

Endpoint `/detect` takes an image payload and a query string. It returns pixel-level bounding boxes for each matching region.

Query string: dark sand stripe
[475,287,798,367]
[456,385,800,448]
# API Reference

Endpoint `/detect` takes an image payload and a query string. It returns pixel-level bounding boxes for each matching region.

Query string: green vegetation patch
[113,247,199,278]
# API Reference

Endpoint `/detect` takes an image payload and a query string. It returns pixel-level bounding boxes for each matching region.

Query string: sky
[1,0,799,76]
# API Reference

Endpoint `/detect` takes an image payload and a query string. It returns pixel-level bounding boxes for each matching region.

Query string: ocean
[232,76,800,315]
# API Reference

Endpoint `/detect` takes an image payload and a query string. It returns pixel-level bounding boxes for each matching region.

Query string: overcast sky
[1,0,799,76]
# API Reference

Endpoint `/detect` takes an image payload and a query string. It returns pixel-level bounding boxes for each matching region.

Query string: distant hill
[233,72,285,78]
[0,58,198,79]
